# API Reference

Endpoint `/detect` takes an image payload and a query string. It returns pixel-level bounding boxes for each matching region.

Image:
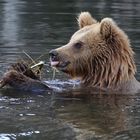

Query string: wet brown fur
[0,62,49,91]
[53,12,140,92]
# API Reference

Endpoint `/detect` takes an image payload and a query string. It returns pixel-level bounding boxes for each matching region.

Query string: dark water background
[0,0,140,140]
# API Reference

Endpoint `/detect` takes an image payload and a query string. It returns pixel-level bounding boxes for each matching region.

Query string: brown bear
[49,12,140,93]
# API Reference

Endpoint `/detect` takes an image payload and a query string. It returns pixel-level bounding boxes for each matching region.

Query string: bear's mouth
[50,59,70,70]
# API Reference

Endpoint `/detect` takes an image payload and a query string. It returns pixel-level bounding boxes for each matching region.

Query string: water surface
[0,0,140,140]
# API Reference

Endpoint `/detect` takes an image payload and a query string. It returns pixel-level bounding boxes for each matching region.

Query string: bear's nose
[49,49,58,60]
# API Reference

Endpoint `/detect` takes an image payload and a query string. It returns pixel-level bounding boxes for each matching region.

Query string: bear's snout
[49,49,59,61]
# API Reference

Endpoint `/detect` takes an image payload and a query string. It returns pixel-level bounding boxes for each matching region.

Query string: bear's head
[49,12,136,88]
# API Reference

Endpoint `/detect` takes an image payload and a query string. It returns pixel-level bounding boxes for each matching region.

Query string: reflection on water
[0,0,140,140]
[55,92,140,140]
[2,0,20,46]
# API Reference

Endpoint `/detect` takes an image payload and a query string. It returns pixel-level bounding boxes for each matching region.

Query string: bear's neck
[81,55,136,90]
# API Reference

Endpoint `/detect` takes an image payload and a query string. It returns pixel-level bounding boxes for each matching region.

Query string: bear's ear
[100,18,116,39]
[77,12,97,29]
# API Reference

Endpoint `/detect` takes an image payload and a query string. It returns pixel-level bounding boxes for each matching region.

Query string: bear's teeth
[51,61,59,67]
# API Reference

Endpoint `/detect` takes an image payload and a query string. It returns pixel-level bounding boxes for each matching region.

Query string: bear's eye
[74,42,83,49]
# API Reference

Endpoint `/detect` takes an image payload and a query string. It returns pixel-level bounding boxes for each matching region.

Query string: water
[0,0,140,139]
